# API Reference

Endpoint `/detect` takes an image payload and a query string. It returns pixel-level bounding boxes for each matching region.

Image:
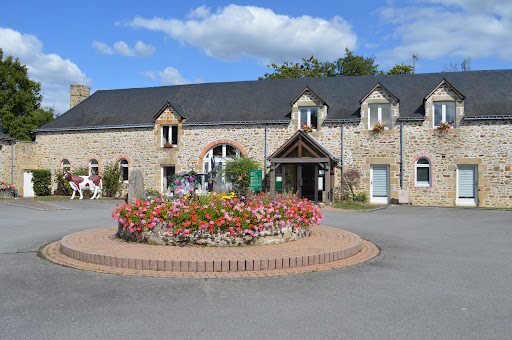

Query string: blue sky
[1,0,511,114]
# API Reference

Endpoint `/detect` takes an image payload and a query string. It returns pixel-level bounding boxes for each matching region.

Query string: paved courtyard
[1,200,511,339]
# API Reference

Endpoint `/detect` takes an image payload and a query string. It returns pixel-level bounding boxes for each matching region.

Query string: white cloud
[140,71,157,80]
[376,0,512,64]
[92,40,155,57]
[157,67,189,85]
[123,4,358,64]
[0,27,89,114]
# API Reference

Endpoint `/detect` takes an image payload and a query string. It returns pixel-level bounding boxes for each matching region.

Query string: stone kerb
[59,226,362,273]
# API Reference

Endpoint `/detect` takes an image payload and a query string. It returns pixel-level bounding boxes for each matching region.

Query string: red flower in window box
[437,121,453,131]
[373,121,388,132]
[301,123,315,132]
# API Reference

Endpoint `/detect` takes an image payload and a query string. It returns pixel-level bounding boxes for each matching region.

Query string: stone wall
[21,107,512,208]
[0,140,40,194]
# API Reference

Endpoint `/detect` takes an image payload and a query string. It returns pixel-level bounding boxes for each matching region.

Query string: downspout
[341,123,344,194]
[264,124,268,191]
[11,139,14,184]
[400,120,404,189]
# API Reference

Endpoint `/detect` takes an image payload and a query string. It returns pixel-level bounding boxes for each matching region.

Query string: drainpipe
[400,120,404,189]
[264,124,268,190]
[341,123,344,194]
[11,139,14,184]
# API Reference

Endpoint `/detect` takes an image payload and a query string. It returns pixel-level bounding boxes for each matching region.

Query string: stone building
[1,71,511,207]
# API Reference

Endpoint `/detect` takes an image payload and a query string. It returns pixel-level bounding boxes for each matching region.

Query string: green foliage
[386,64,414,75]
[259,49,379,79]
[340,192,368,204]
[72,165,90,176]
[53,169,72,196]
[31,169,51,196]
[102,162,123,197]
[220,156,260,196]
[0,49,56,141]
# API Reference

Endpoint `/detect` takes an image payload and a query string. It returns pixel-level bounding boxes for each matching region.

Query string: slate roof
[35,69,512,132]
[0,131,14,140]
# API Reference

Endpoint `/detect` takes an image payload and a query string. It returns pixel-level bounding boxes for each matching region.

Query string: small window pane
[226,145,236,157]
[417,158,429,165]
[369,104,380,126]
[381,104,391,126]
[434,103,443,126]
[310,108,318,129]
[171,126,178,145]
[300,108,308,126]
[213,145,223,156]
[445,102,455,124]
[417,167,430,184]
[162,126,170,145]
[120,159,128,181]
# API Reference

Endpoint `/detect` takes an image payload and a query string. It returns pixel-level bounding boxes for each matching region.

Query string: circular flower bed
[113,193,322,246]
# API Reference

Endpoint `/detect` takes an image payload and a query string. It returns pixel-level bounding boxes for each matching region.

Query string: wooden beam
[272,157,330,163]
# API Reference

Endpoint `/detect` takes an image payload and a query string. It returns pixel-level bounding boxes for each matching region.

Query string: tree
[328,48,380,77]
[0,48,55,140]
[258,56,336,80]
[221,156,260,197]
[386,64,414,75]
[341,168,362,200]
[443,57,472,72]
[259,49,416,80]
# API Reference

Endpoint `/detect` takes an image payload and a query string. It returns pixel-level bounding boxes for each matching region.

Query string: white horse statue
[63,172,103,199]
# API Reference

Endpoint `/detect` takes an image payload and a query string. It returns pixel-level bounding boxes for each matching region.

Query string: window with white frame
[415,158,431,187]
[161,125,178,147]
[119,159,129,181]
[368,104,391,129]
[299,107,318,130]
[61,159,70,172]
[433,101,455,127]
[89,159,99,176]
[203,144,241,191]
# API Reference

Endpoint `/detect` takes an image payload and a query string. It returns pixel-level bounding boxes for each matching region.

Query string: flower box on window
[372,121,388,132]
[163,143,174,148]
[301,123,315,133]
[437,121,453,132]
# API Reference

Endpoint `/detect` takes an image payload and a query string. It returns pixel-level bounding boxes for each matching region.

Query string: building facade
[1,71,511,207]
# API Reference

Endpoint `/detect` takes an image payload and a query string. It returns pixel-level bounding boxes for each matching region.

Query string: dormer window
[369,104,391,130]
[433,101,455,127]
[162,125,178,147]
[299,107,318,131]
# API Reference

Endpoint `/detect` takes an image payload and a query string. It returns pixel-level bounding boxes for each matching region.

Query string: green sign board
[250,170,263,192]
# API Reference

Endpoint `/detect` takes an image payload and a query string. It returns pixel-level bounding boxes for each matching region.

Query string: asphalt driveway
[1,200,511,339]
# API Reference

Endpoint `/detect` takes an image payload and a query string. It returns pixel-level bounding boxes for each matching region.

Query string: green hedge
[31,169,52,196]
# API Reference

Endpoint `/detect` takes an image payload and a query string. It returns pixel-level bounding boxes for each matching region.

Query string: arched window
[203,144,241,191]
[89,159,99,176]
[415,158,431,187]
[119,159,129,181]
[61,159,70,172]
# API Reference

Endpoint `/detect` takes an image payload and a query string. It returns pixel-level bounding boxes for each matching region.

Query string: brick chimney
[70,84,90,109]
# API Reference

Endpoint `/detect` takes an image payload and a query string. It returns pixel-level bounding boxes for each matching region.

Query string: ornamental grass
[113,193,322,238]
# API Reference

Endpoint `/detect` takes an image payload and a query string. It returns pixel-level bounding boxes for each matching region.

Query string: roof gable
[360,82,399,103]
[424,78,465,101]
[153,101,186,121]
[290,86,328,107]
[269,130,338,161]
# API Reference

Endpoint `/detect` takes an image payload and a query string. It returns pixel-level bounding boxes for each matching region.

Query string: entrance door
[457,165,478,206]
[371,165,389,204]
[161,165,175,194]
[23,170,34,197]
[300,164,316,201]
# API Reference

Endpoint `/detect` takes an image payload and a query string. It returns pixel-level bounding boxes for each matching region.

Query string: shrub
[113,193,323,238]
[72,165,90,176]
[53,169,72,196]
[102,162,122,197]
[342,168,362,200]
[31,169,52,196]
[221,156,260,196]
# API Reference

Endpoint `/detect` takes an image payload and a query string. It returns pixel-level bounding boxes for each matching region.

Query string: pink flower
[174,179,179,185]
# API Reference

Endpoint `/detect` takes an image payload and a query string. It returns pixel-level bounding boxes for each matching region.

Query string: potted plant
[301,123,315,133]
[437,121,453,132]
[373,121,388,132]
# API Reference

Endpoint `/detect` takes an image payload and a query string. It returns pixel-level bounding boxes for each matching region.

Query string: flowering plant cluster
[301,123,315,132]
[373,121,388,132]
[0,182,16,192]
[437,121,453,131]
[169,173,199,196]
[113,193,322,238]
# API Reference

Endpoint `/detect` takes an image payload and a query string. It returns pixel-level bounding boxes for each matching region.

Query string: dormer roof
[360,82,399,103]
